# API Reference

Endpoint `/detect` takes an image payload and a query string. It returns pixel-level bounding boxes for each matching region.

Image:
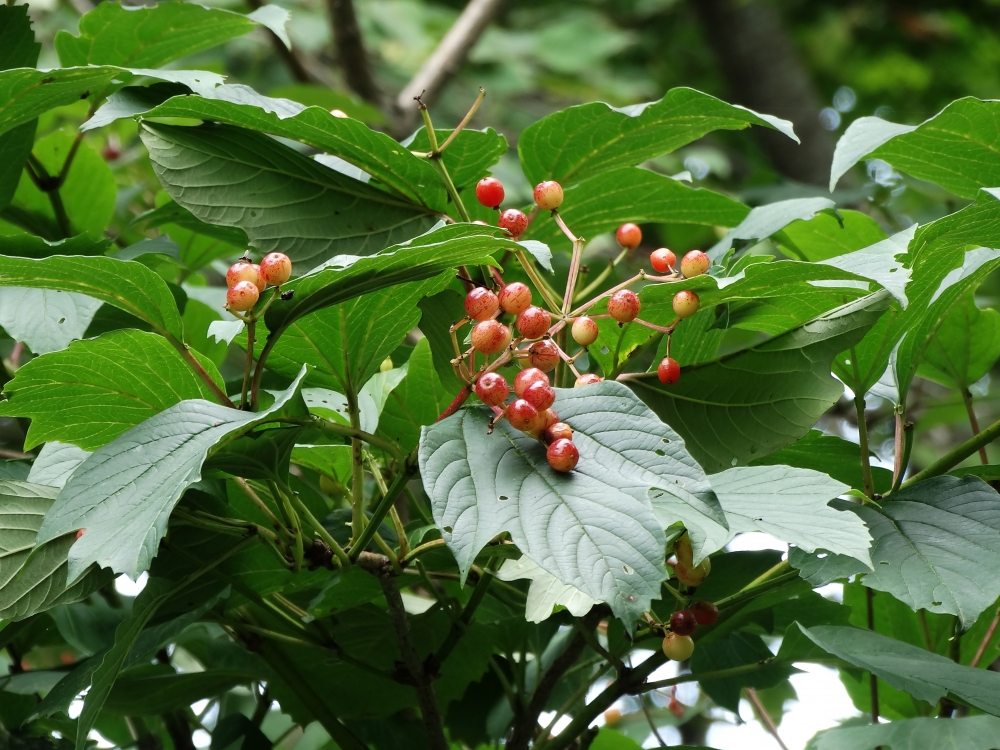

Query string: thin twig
[962,389,989,464]
[437,87,486,153]
[971,607,1000,668]
[745,687,789,750]
[327,0,382,106]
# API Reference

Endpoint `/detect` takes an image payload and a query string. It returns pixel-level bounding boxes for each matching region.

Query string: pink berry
[657,357,680,385]
[227,262,265,292]
[528,340,560,372]
[571,316,599,346]
[533,180,564,210]
[260,252,292,285]
[616,223,642,250]
[499,282,532,314]
[543,421,573,443]
[474,372,509,406]
[516,306,551,339]
[574,374,602,387]
[680,250,710,278]
[607,289,640,323]
[227,280,260,312]
[470,320,512,355]
[476,177,505,209]
[514,367,549,397]
[465,287,500,321]
[672,290,700,319]
[540,408,560,431]
[547,439,579,472]
[506,398,541,432]
[650,248,676,273]
[523,380,556,411]
[499,209,529,238]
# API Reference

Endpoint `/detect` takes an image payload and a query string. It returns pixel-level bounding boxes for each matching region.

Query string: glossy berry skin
[608,289,640,323]
[616,223,642,250]
[465,287,500,321]
[499,208,529,237]
[260,252,292,285]
[514,367,549,397]
[690,600,719,626]
[658,356,681,385]
[575,373,602,387]
[650,248,676,273]
[661,632,695,662]
[227,281,260,312]
[506,399,541,432]
[523,380,556,411]
[227,262,265,292]
[571,316,599,346]
[471,320,512,355]
[474,372,509,406]
[543,421,573,443]
[675,557,711,587]
[547,438,579,472]
[499,281,532,314]
[670,610,698,636]
[528,340,561,372]
[476,177,505,208]
[534,180,564,210]
[540,409,560,431]
[672,290,700,319]
[680,250,710,278]
[517,306,551,339]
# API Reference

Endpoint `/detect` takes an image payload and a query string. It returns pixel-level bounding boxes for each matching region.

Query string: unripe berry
[675,534,694,567]
[670,610,698,636]
[680,250,710,278]
[227,262,265,292]
[657,357,680,385]
[607,289,640,323]
[506,398,540,432]
[616,223,642,250]
[603,708,622,727]
[533,180,564,210]
[574,373,602,387]
[675,557,711,587]
[260,252,292,285]
[571,316,599,346]
[516,306,551,339]
[476,177,505,209]
[661,632,695,661]
[474,372,509,406]
[650,247,676,273]
[499,281,532,314]
[528,340,560,372]
[227,280,259,312]
[690,600,719,626]
[672,290,700,319]
[543,421,573,443]
[465,287,500,321]
[540,408,559,431]
[499,208,529,237]
[546,438,579,472]
[523,380,556,411]
[514,367,549,398]
[470,320,512,355]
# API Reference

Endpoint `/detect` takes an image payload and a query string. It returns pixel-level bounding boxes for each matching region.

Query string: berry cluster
[225,252,292,313]
[660,533,718,660]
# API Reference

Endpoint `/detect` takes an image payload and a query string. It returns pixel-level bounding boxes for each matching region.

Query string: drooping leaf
[26,442,91,489]
[778,209,888,261]
[689,632,793,712]
[918,289,1000,390]
[788,547,869,588]
[708,197,836,259]
[495,554,600,623]
[809,716,1000,750]
[0,288,102,356]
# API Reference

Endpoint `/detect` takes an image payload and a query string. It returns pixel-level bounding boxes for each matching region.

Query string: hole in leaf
[251,210,257,217]
[622,565,634,574]
[443,526,453,533]
[662,438,670,444]
[655,449,665,456]
[932,601,942,606]
[750,445,757,454]
[600,346,610,354]
[498,495,508,501]
[879,561,889,565]
[889,268,897,273]
[817,553,828,559]
[731,458,738,466]
[652,491,663,498]
[627,594,636,602]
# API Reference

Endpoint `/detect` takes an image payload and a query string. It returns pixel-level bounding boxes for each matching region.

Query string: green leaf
[810,716,1000,750]
[519,87,797,187]
[0,4,40,213]
[377,338,454,454]
[918,289,1000,390]
[707,466,871,567]
[0,480,111,621]
[405,126,508,189]
[628,291,891,472]
[140,121,437,268]
[420,381,723,624]
[0,121,34,213]
[134,197,249,251]
[830,98,1000,198]
[0,233,110,259]
[708,197,836,259]
[848,475,1000,628]
[779,209,888,261]
[34,369,308,582]
[589,730,645,750]
[417,288,467,395]
[495,554,600,623]
[793,624,1000,715]
[690,632,793,712]
[104,668,252,715]
[0,288,102,355]
[27,442,90,489]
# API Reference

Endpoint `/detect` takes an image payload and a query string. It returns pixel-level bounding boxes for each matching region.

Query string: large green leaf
[809,716,1000,750]
[104,669,252,715]
[518,87,797,187]
[34,370,308,582]
[690,632,792,712]
[495,554,600,623]
[918,289,1000,389]
[27,442,91,489]
[628,291,891,472]
[0,480,111,621]
[0,329,225,451]
[406,126,508,190]
[140,121,437,268]
[779,209,888,261]
[707,197,835,259]
[420,381,724,624]
[830,98,1000,198]
[0,4,39,213]
[377,338,454,454]
[0,288,102,356]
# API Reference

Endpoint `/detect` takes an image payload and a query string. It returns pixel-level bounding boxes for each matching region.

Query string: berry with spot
[227,281,260,312]
[534,180,564,210]
[670,610,698,636]
[506,399,541,432]
[499,208,529,237]
[475,372,509,406]
[540,409,560,431]
[547,438,579,472]
[523,380,556,411]
[499,281,532,314]
[260,252,292,286]
[658,356,680,385]
[528,340,560,371]
[227,262,265,292]
[517,306,551,339]
[650,247,676,273]
[543,421,573,443]
[616,223,642,250]
[571,316,599,346]
[514,367,549,397]
[476,177,505,208]
[661,632,695,661]
[690,601,719,626]
[465,287,500,321]
[672,290,700,318]
[575,373,602,387]
[680,250,710,278]
[470,320,512,354]
[608,289,640,323]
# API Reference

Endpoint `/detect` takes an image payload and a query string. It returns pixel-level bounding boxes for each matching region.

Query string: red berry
[616,223,642,250]
[514,367,549,398]
[543,421,573,443]
[574,373,602,387]
[101,144,121,161]
[533,180,564,210]
[470,320,512,355]
[476,177,505,209]
[672,290,700,319]
[657,357,680,385]
[260,252,292,285]
[465,287,500,321]
[528,340,560,372]
[474,372,509,406]
[516,306,551,339]
[227,262,265,292]
[507,398,541,432]
[227,280,260,312]
[661,632,695,661]
[499,282,532,314]
[571,316,599,346]
[680,250,710,278]
[607,289,640,323]
[523,380,556,411]
[75,528,85,540]
[546,438,579,472]
[650,248,676,273]
[499,209,529,237]
[670,610,698,636]
[690,601,719,626]
[540,408,559,431]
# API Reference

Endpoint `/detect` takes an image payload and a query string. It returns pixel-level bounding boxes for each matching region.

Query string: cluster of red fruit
[661,534,717,660]
[225,252,292,312]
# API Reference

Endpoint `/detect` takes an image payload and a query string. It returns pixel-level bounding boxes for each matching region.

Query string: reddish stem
[437,386,471,422]
[971,608,1000,668]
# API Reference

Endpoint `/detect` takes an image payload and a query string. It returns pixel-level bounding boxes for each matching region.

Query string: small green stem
[270,481,304,572]
[961,389,989,465]
[286,487,351,569]
[851,353,875,498]
[240,320,255,409]
[436,88,485,154]
[903,413,1000,487]
[349,453,418,561]
[432,159,471,223]
[574,248,627,302]
[514,249,561,311]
